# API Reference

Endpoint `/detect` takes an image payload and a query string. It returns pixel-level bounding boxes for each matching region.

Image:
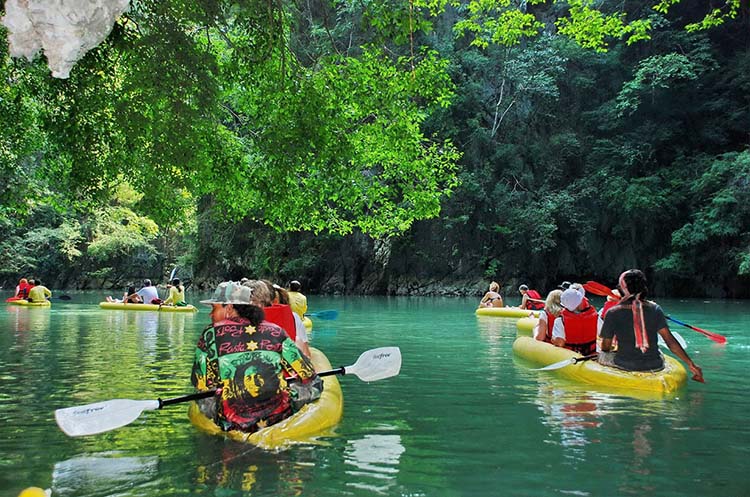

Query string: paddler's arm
[657,326,704,382]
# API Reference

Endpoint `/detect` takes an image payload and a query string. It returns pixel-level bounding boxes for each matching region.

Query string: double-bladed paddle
[55,346,401,437]
[583,280,726,344]
[531,354,598,371]
[532,331,687,372]
[305,310,338,320]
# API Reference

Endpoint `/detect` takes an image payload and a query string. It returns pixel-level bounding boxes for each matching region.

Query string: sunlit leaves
[555,0,651,52]
[202,46,460,237]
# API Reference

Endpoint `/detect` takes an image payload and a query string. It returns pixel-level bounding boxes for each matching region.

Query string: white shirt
[293,312,309,344]
[137,285,159,304]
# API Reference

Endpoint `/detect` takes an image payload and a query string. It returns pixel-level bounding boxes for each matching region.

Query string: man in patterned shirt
[191,281,320,433]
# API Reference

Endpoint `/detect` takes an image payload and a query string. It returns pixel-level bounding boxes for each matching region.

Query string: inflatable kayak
[513,336,687,396]
[516,317,538,336]
[188,347,343,450]
[98,302,198,313]
[476,307,539,318]
[7,299,51,307]
[303,316,313,331]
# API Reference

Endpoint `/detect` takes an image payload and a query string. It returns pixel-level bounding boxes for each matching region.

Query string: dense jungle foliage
[0,0,748,298]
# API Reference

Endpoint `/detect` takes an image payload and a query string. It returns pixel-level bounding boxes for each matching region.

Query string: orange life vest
[560,305,598,355]
[524,289,545,310]
[600,300,618,319]
[262,304,296,341]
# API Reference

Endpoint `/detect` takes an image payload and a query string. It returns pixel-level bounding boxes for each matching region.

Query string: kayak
[513,336,687,396]
[7,300,51,307]
[516,317,538,336]
[303,316,313,331]
[188,347,343,449]
[476,307,539,318]
[17,488,47,497]
[98,302,198,313]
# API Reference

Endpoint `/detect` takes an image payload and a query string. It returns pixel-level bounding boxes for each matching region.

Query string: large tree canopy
[1,0,748,296]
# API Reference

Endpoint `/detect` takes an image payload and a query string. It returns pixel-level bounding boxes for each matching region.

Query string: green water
[1,292,748,496]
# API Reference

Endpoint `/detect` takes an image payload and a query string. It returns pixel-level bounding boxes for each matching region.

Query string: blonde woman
[534,289,563,342]
[479,281,504,308]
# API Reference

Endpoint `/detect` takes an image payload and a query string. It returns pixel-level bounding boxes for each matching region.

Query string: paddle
[55,346,401,437]
[314,346,401,382]
[584,281,727,344]
[665,315,727,344]
[52,295,72,301]
[531,353,598,371]
[306,310,338,320]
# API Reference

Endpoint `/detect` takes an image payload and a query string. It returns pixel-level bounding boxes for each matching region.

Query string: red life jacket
[543,310,556,342]
[263,304,296,341]
[600,300,618,319]
[524,289,545,310]
[560,305,598,355]
[16,282,31,299]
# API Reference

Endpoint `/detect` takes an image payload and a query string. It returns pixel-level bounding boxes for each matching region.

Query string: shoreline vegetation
[2,2,749,299]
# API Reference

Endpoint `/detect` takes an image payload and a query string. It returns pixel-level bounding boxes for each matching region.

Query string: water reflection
[344,433,405,494]
[535,383,606,458]
[189,441,320,497]
[5,305,51,334]
[50,453,159,496]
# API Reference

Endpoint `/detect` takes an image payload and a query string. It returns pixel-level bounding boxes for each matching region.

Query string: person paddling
[27,279,52,303]
[191,281,321,432]
[287,280,308,317]
[599,269,704,382]
[519,284,545,310]
[163,278,187,306]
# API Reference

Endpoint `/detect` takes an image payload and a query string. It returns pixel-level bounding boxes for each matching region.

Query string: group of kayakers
[481,271,704,382]
[6,278,52,303]
[105,278,187,306]
[191,278,322,434]
[479,282,546,310]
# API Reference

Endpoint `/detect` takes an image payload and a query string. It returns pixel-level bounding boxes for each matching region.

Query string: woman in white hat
[549,287,599,355]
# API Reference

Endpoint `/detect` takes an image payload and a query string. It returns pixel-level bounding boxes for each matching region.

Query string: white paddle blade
[658,331,688,350]
[346,347,402,382]
[532,358,576,371]
[55,399,160,437]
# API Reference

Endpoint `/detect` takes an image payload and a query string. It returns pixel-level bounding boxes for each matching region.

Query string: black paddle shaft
[318,367,345,378]
[159,389,218,408]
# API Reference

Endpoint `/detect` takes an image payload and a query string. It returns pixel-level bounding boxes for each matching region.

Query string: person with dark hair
[106,285,142,303]
[27,279,51,303]
[287,280,308,317]
[191,281,321,433]
[163,278,187,306]
[599,269,704,382]
[519,284,545,310]
[136,279,161,304]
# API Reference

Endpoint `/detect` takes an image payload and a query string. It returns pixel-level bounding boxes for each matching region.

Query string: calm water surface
[1,292,748,496]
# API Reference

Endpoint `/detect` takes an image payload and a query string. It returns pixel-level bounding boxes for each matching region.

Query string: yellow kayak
[516,317,538,336]
[476,307,539,318]
[188,347,343,450]
[303,316,313,331]
[7,300,51,307]
[98,302,198,313]
[513,336,687,396]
